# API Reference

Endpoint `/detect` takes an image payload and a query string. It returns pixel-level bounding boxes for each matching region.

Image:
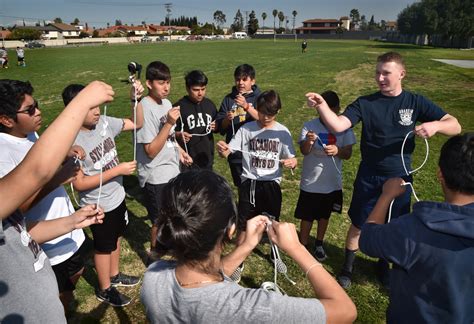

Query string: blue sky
[0,0,416,28]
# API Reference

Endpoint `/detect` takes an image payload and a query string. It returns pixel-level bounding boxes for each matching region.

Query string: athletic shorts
[90,199,129,253]
[348,163,413,229]
[227,152,243,187]
[294,189,343,221]
[238,179,281,231]
[51,243,86,292]
[143,182,167,223]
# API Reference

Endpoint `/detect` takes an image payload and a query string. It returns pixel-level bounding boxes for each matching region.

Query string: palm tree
[278,11,284,29]
[292,10,297,33]
[261,12,267,33]
[272,9,278,33]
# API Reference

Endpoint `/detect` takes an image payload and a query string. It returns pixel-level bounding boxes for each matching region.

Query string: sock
[315,239,324,247]
[342,248,358,273]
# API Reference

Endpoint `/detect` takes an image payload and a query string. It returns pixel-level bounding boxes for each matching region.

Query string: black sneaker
[337,270,353,289]
[110,272,140,287]
[313,245,327,262]
[96,286,131,307]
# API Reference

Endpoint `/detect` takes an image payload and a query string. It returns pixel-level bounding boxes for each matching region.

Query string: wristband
[131,98,141,103]
[305,262,323,279]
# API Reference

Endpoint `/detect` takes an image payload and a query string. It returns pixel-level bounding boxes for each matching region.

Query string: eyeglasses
[17,100,38,116]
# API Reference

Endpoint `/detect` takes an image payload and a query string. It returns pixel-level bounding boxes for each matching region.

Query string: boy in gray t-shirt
[217,90,297,257]
[62,81,144,307]
[136,61,192,264]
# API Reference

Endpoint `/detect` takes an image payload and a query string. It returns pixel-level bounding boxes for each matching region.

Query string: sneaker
[229,264,244,283]
[313,245,327,262]
[110,272,140,287]
[337,270,352,289]
[96,286,131,307]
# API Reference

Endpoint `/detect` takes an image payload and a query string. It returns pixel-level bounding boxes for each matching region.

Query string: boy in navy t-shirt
[306,51,461,289]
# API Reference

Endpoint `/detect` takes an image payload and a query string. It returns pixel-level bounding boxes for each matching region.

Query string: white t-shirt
[229,121,295,184]
[298,118,356,193]
[0,132,85,265]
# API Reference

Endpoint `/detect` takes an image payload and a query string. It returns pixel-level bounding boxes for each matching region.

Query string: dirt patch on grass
[332,63,374,106]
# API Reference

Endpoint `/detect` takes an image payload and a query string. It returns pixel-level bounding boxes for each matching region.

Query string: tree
[92,29,99,38]
[247,10,259,35]
[350,8,360,29]
[278,11,285,29]
[231,9,244,32]
[115,19,122,26]
[71,18,80,25]
[213,10,226,29]
[360,15,368,31]
[292,10,297,33]
[261,12,267,32]
[8,28,42,40]
[272,9,278,32]
[368,15,377,30]
[53,17,63,24]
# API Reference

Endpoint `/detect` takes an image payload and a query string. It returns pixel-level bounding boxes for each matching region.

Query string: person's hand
[306,130,317,143]
[216,140,230,157]
[166,106,180,125]
[117,161,137,175]
[130,80,145,101]
[210,120,217,131]
[180,151,193,166]
[324,144,338,156]
[72,204,105,229]
[235,94,249,110]
[382,178,407,200]
[226,110,235,121]
[415,122,438,139]
[73,81,115,110]
[281,157,297,169]
[242,215,270,249]
[68,145,86,160]
[305,92,327,109]
[53,156,80,185]
[180,131,192,143]
[267,220,303,255]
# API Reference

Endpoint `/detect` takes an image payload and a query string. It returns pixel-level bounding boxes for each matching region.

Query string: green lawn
[2,39,473,323]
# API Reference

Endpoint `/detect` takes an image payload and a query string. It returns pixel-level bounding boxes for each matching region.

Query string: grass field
[2,39,473,323]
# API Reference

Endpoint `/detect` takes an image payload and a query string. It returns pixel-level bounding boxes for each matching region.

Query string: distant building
[340,16,350,31]
[256,27,275,35]
[386,21,397,31]
[13,23,79,39]
[296,19,341,35]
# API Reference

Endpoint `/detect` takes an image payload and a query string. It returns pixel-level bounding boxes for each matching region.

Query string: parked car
[25,41,46,49]
[140,36,153,43]
[156,36,166,42]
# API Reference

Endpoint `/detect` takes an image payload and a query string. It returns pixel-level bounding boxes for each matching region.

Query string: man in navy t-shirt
[306,52,461,289]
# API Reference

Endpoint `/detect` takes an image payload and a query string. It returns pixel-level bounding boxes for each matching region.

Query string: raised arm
[0,81,114,220]
[306,92,352,133]
[143,107,180,159]
[122,80,145,131]
[268,221,357,324]
[415,114,461,138]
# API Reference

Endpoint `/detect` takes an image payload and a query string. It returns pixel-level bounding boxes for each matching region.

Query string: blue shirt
[343,91,446,176]
[360,202,474,323]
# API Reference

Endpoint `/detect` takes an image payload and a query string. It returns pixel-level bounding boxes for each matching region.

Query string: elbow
[345,301,358,323]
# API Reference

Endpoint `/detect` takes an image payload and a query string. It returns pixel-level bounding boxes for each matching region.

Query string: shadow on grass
[67,299,132,324]
[370,43,433,50]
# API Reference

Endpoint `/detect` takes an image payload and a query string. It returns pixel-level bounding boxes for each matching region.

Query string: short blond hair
[377,52,405,69]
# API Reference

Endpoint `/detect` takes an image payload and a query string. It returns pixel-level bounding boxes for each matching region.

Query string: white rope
[387,131,428,222]
[315,135,341,175]
[401,130,429,176]
[96,105,107,210]
[260,214,295,294]
[177,114,213,156]
[230,103,237,136]
[133,85,138,162]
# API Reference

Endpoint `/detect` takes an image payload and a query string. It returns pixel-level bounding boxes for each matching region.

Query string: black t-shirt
[174,96,217,169]
[343,91,446,176]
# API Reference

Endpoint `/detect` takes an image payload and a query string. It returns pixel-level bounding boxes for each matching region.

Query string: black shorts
[227,152,243,187]
[238,179,282,231]
[294,189,343,221]
[143,182,167,223]
[90,199,128,253]
[52,243,86,293]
